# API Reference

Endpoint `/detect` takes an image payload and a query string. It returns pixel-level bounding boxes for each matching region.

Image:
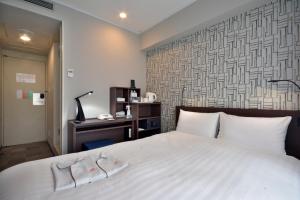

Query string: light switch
[67,69,74,78]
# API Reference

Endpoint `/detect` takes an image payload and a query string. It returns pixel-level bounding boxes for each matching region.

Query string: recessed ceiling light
[18,29,33,42]
[19,33,31,42]
[119,12,127,19]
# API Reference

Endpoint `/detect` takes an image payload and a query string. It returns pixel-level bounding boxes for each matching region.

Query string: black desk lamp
[75,91,93,122]
[268,80,300,90]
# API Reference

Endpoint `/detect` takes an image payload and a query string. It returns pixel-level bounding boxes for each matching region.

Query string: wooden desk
[68,118,134,153]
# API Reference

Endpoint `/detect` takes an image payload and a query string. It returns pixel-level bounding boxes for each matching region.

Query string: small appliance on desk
[97,114,114,120]
[145,92,157,103]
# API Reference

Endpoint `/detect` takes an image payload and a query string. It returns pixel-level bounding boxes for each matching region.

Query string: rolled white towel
[51,163,75,191]
[96,154,128,177]
[71,156,106,187]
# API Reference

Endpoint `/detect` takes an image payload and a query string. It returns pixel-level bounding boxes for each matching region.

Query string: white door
[3,56,46,146]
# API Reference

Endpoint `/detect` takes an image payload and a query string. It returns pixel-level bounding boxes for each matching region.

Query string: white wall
[47,43,60,154]
[0,0,146,154]
[141,0,270,49]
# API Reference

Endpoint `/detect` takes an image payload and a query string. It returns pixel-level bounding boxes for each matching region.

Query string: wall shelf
[110,87,161,139]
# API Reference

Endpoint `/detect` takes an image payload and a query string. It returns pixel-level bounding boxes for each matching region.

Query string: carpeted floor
[0,142,54,171]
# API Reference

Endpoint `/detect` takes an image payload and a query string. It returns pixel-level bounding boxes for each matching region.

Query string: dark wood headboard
[176,106,300,159]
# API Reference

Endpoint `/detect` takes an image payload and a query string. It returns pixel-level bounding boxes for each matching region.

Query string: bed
[0,107,299,200]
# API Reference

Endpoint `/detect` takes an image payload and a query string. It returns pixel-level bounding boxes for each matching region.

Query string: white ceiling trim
[52,1,140,34]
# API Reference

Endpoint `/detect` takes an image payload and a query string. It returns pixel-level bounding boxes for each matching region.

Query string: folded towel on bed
[96,154,128,177]
[51,157,103,191]
[51,154,128,191]
[70,157,106,187]
[51,163,75,191]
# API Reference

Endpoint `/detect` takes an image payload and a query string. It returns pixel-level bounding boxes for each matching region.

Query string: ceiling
[52,0,197,34]
[0,3,60,55]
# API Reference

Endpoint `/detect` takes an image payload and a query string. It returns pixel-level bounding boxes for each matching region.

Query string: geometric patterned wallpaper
[146,0,300,132]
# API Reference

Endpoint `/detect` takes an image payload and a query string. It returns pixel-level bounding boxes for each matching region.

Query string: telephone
[97,114,114,120]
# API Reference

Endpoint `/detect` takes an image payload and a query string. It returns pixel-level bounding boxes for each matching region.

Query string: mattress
[0,131,299,200]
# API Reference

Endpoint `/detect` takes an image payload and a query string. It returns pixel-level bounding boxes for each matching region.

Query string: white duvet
[0,131,299,200]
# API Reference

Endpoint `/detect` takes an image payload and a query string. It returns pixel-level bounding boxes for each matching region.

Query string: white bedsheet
[0,131,299,200]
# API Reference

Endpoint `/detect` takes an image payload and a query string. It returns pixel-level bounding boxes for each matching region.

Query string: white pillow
[176,109,220,138]
[218,112,292,155]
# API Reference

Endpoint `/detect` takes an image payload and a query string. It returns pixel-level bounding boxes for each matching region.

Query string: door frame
[46,22,63,155]
[1,50,48,146]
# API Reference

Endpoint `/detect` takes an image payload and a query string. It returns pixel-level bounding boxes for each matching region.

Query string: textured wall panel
[146,0,300,132]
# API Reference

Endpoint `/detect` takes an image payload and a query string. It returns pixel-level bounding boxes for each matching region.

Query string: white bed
[0,131,299,200]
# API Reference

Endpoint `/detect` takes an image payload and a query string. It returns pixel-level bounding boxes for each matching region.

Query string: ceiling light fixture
[119,12,127,19]
[20,33,31,42]
[18,29,34,43]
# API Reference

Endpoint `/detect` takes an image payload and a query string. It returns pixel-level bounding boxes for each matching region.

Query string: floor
[0,142,54,171]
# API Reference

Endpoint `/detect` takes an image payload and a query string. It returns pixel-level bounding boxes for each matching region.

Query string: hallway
[0,142,53,171]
